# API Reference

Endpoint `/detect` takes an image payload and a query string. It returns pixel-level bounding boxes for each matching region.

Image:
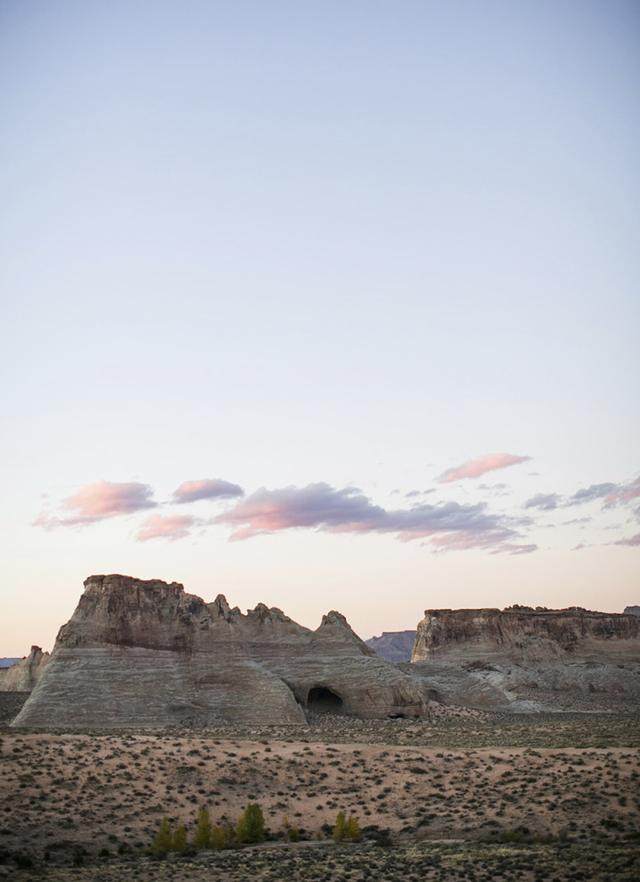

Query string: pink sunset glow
[438,454,531,484]
[136,514,196,542]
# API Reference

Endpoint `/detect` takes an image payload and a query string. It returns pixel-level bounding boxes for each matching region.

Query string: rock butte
[411,605,640,663]
[408,605,640,712]
[365,630,417,663]
[0,646,50,692]
[12,575,429,728]
[8,580,640,725]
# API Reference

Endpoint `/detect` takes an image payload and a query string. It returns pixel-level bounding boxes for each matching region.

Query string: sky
[1,1,638,656]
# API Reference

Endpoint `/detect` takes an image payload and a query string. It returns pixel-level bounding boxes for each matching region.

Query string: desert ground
[1,696,639,880]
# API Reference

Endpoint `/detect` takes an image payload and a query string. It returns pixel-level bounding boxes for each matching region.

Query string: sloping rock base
[14,575,429,728]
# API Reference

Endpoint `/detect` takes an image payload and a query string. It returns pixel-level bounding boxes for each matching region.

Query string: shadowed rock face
[409,606,640,712]
[366,631,417,663]
[411,606,640,663]
[0,646,50,692]
[13,575,429,728]
[625,606,640,618]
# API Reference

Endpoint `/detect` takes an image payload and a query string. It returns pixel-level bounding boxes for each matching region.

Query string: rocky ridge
[366,630,416,662]
[411,605,640,663]
[13,575,429,729]
[409,605,640,712]
[0,646,49,691]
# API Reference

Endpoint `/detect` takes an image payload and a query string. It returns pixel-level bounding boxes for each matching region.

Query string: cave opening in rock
[306,686,344,715]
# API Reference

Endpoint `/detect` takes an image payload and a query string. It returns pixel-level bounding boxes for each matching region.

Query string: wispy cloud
[136,514,196,542]
[528,475,640,512]
[437,453,530,484]
[491,542,538,555]
[524,492,561,511]
[34,481,156,529]
[214,482,532,554]
[172,478,244,504]
[566,482,617,506]
[614,532,640,548]
[603,476,640,509]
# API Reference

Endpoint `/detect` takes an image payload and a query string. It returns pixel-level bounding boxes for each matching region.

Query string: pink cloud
[438,453,531,483]
[214,482,533,553]
[136,514,196,542]
[604,476,640,508]
[428,531,537,555]
[33,481,156,529]
[172,478,243,503]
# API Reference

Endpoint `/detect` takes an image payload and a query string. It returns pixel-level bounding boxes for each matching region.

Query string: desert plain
[2,698,639,881]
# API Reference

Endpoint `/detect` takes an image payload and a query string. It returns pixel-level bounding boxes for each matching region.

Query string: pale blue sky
[1,1,638,654]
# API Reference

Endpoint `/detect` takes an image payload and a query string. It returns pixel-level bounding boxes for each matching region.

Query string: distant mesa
[12,575,429,729]
[366,631,416,663]
[408,605,640,713]
[411,605,640,663]
[0,646,50,691]
[0,658,20,669]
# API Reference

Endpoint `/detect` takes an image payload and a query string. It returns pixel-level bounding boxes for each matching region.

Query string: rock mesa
[13,575,429,728]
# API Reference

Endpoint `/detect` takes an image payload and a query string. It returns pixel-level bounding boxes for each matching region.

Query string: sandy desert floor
[1,706,639,879]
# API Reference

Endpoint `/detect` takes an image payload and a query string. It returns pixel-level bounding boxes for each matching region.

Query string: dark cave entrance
[306,686,344,715]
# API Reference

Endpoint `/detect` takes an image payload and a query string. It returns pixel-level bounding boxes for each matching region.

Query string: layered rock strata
[366,630,417,663]
[13,575,429,728]
[0,646,50,691]
[409,606,640,712]
[411,606,640,663]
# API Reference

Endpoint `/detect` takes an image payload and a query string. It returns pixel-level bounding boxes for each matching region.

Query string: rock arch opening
[306,686,344,715]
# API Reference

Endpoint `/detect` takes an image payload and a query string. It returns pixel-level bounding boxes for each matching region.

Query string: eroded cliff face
[366,631,417,663]
[13,575,429,729]
[409,606,640,713]
[0,646,50,692]
[411,606,640,663]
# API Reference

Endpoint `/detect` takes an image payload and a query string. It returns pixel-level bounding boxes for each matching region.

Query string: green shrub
[193,807,212,849]
[150,818,173,855]
[288,825,300,842]
[210,825,231,850]
[172,823,187,852]
[333,811,347,842]
[346,816,362,842]
[237,804,266,844]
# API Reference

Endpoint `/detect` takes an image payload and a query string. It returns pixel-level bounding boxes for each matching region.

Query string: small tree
[237,803,266,844]
[333,811,347,842]
[346,815,361,842]
[282,815,300,842]
[193,806,212,850]
[288,825,300,842]
[210,825,229,850]
[150,818,173,855]
[172,823,187,852]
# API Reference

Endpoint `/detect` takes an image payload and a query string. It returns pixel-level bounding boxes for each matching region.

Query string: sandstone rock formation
[366,630,416,663]
[409,606,640,712]
[0,646,50,691]
[411,606,640,663]
[13,575,429,728]
[625,605,640,618]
